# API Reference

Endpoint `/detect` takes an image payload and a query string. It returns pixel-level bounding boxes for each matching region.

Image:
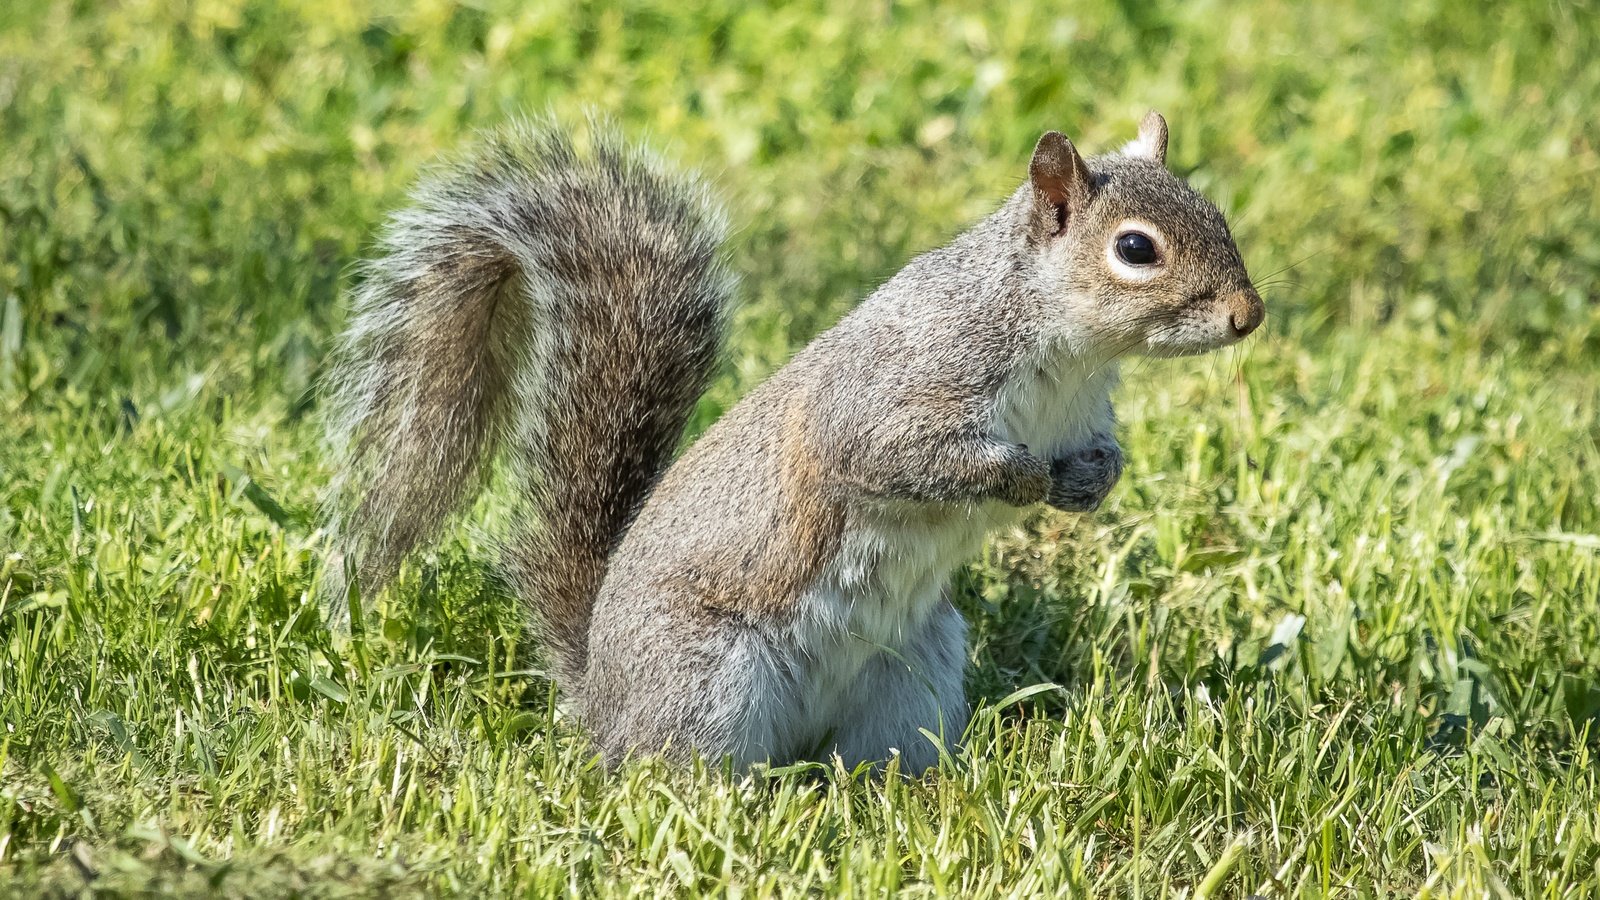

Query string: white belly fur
[993,357,1120,456]
[760,360,1120,757]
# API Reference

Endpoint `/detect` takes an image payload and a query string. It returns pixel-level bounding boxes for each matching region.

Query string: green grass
[3,0,1599,895]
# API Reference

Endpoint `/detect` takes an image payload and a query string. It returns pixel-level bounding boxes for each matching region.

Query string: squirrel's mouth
[1139,294,1265,358]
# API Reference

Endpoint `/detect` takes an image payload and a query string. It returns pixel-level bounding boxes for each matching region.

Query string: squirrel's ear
[1123,111,1169,164]
[1029,131,1091,239]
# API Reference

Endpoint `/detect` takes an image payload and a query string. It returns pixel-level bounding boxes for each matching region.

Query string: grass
[2,0,1598,895]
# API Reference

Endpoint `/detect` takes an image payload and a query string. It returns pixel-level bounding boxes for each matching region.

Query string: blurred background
[2,0,1595,416]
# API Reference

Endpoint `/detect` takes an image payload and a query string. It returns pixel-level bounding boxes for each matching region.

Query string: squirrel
[321,112,1264,772]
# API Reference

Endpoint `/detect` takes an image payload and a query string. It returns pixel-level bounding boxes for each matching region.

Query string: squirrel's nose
[1227,287,1265,338]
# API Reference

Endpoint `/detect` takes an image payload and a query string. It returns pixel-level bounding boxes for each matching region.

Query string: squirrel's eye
[1114,232,1158,266]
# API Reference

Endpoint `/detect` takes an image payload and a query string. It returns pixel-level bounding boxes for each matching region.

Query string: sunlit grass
[3,0,1598,895]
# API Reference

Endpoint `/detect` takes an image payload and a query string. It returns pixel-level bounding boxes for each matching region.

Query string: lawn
[2,0,1599,896]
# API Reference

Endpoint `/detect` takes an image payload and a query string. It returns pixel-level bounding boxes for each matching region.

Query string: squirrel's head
[1022,112,1264,358]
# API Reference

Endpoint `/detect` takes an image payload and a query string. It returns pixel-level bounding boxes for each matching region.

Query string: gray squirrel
[322,112,1264,771]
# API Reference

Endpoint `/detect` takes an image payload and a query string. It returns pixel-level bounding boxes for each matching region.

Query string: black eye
[1114,232,1158,266]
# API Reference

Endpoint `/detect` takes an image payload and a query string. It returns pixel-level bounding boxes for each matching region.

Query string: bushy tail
[322,120,731,686]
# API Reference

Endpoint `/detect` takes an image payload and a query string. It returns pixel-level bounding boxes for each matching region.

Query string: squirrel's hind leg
[583,600,794,769]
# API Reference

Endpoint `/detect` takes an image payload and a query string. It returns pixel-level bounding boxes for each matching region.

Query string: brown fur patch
[672,396,845,621]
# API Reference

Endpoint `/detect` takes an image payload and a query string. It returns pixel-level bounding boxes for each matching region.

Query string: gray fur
[323,112,1262,772]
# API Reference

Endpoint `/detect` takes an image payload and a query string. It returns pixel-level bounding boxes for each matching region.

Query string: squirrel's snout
[1227,288,1266,338]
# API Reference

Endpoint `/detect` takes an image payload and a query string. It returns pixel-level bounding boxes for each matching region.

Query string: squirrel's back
[321,120,732,686]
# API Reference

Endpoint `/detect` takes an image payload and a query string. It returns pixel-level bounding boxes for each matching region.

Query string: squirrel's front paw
[1047,439,1124,512]
[994,444,1053,507]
